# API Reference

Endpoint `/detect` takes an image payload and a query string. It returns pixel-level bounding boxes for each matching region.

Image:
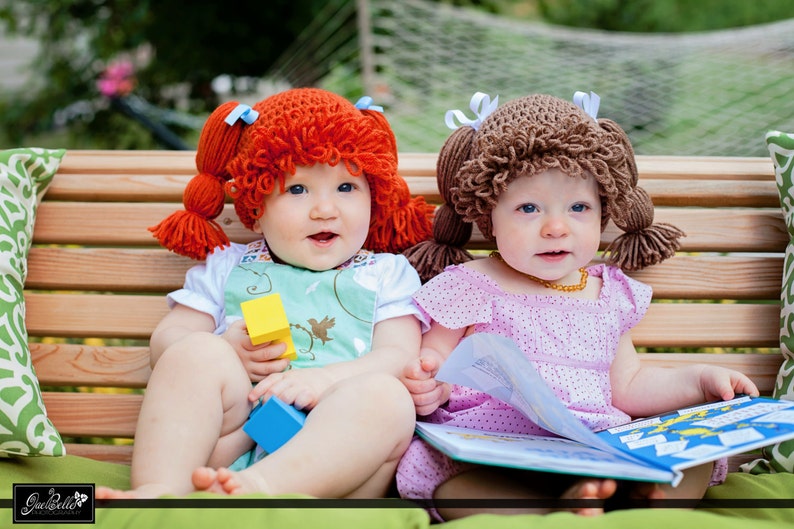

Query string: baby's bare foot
[192,467,243,495]
[560,478,617,516]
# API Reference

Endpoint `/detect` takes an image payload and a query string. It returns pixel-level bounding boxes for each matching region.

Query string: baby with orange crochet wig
[97,88,433,498]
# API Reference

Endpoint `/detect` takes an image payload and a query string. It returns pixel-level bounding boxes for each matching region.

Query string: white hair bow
[445,92,499,131]
[573,91,600,121]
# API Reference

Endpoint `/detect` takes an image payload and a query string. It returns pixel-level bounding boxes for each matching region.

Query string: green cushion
[704,471,794,524]
[0,148,66,458]
[1,456,792,528]
[0,455,130,496]
[0,456,430,528]
[441,509,789,529]
[742,130,794,474]
[92,496,430,529]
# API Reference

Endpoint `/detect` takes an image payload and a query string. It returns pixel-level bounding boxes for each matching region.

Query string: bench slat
[56,149,197,174]
[39,353,779,445]
[623,255,783,300]
[633,156,774,180]
[26,293,169,339]
[55,151,772,180]
[26,249,784,300]
[43,392,142,438]
[638,179,778,207]
[27,247,192,292]
[44,173,779,208]
[48,150,774,201]
[634,303,780,348]
[32,202,787,252]
[30,346,782,394]
[25,292,780,348]
[602,208,785,253]
[65,443,133,465]
[31,343,150,387]
[46,172,193,202]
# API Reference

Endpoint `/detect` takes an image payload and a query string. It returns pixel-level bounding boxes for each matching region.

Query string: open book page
[430,333,794,483]
[414,422,674,483]
[595,396,794,473]
[435,332,625,458]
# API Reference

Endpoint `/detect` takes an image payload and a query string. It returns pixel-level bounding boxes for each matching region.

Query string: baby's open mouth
[309,232,338,243]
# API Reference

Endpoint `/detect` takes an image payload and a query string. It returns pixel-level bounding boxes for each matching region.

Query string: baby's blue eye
[287,185,306,195]
[572,203,588,212]
[338,183,354,192]
[519,204,537,213]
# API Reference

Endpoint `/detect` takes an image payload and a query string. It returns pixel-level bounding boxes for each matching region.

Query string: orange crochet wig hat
[150,88,433,260]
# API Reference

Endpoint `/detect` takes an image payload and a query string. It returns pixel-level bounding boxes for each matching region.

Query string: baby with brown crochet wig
[97,88,434,499]
[395,92,759,520]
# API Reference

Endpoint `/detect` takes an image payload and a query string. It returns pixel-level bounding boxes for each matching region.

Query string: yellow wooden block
[240,293,297,360]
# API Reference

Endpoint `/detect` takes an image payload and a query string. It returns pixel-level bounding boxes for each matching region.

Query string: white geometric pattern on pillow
[0,147,65,457]
[742,130,794,474]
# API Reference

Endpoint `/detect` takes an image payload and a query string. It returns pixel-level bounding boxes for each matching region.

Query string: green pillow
[742,130,794,474]
[0,147,66,457]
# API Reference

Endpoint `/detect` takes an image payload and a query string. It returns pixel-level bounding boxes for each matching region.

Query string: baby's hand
[223,319,291,382]
[401,352,451,416]
[700,365,760,402]
[249,367,335,411]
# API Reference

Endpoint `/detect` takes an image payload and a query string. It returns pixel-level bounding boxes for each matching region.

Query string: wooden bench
[27,150,785,468]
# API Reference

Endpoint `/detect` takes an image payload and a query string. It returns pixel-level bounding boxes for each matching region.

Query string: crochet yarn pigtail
[359,108,398,154]
[596,119,685,270]
[404,126,476,283]
[598,119,640,188]
[149,101,246,260]
[359,109,433,253]
[603,187,685,271]
[367,181,434,253]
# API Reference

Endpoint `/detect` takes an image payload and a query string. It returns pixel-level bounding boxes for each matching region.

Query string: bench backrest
[28,150,784,464]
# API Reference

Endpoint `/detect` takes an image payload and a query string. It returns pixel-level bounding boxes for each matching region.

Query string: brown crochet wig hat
[150,88,433,260]
[405,91,684,282]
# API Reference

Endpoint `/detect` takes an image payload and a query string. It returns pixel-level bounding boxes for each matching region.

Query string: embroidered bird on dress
[308,316,335,344]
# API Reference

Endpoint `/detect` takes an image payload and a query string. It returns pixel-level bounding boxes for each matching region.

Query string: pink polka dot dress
[395,263,652,500]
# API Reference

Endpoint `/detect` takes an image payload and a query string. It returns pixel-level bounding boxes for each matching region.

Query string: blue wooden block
[243,395,306,454]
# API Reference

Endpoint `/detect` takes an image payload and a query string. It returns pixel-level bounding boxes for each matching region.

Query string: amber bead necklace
[489,251,588,292]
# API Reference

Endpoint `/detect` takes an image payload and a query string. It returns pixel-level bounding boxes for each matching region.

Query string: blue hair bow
[224,103,259,126]
[354,96,384,113]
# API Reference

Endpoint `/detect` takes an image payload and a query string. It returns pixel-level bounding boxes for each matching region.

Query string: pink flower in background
[97,60,136,97]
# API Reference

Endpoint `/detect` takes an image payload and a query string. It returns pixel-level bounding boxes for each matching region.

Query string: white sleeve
[166,243,245,331]
[371,253,432,332]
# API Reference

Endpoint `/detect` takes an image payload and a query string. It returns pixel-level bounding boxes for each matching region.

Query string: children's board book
[415,333,794,486]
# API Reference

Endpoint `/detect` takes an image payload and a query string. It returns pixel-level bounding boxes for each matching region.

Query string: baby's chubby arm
[610,332,760,418]
[400,322,466,416]
[249,314,422,410]
[149,304,290,380]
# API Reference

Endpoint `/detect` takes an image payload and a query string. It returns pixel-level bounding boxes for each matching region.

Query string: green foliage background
[2,0,794,150]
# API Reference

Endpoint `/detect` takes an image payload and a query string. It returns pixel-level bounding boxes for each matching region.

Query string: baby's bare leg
[97,333,253,498]
[433,467,617,520]
[192,372,415,497]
